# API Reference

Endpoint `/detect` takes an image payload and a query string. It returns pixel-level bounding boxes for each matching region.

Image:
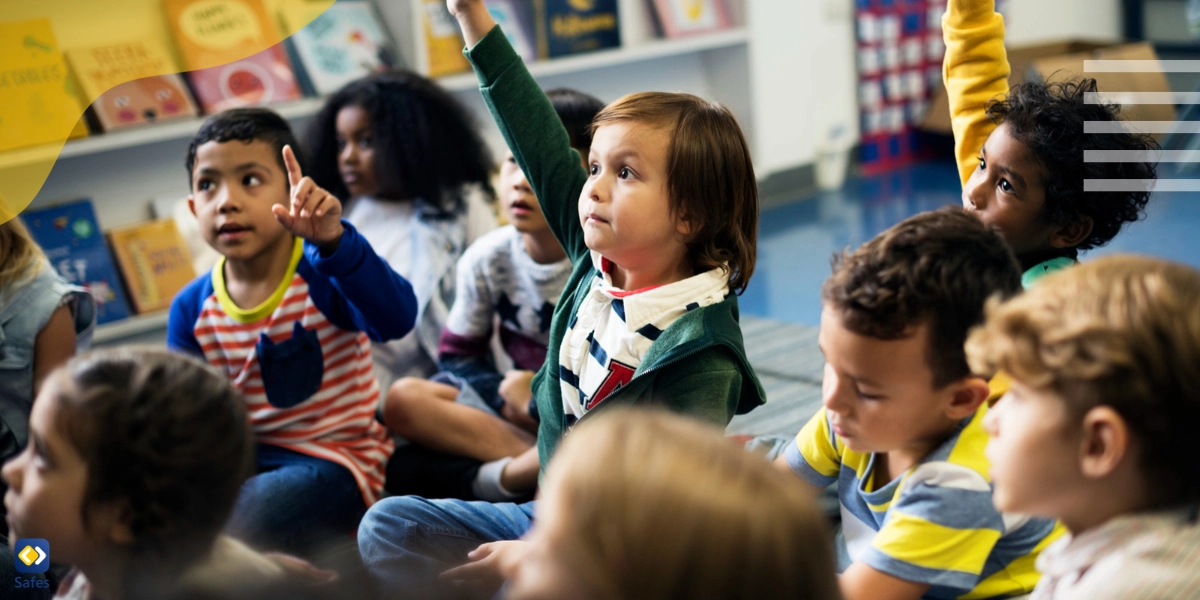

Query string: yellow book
[108,219,196,314]
[163,0,278,71]
[66,39,179,101]
[418,0,470,76]
[0,18,87,152]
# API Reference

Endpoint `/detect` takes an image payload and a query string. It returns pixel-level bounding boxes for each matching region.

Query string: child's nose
[341,143,358,165]
[965,175,988,210]
[1,453,23,490]
[216,187,242,213]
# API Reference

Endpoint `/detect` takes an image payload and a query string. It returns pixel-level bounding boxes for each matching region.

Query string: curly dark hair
[986,78,1158,251]
[304,71,494,214]
[823,207,1023,388]
[51,349,253,586]
[186,108,304,191]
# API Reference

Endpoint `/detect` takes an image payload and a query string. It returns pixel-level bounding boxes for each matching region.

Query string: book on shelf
[649,0,732,38]
[66,39,199,132]
[163,0,278,71]
[488,0,539,62]
[416,0,472,76]
[538,0,621,59]
[21,200,131,325]
[0,18,89,152]
[185,44,302,113]
[108,219,196,315]
[282,0,401,96]
[150,196,221,275]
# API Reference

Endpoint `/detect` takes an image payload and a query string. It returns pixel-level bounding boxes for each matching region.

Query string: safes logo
[14,539,49,573]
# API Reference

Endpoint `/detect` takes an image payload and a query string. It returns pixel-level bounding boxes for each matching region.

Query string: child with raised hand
[944,0,1158,287]
[967,255,1200,599]
[357,0,765,594]
[775,207,1063,600]
[168,108,418,555]
[383,88,605,503]
[304,72,497,390]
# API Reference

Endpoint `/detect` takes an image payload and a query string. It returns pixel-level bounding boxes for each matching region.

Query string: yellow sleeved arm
[943,0,1011,187]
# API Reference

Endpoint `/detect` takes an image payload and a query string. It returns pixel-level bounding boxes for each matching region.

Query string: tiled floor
[741,159,1200,326]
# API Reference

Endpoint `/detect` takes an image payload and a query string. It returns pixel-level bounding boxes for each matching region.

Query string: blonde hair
[0,217,46,290]
[542,409,840,600]
[966,255,1200,505]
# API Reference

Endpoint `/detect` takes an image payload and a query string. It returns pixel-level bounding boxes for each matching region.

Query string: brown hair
[823,207,1022,387]
[49,349,254,587]
[966,255,1200,506]
[0,217,46,290]
[542,408,840,600]
[592,92,758,293]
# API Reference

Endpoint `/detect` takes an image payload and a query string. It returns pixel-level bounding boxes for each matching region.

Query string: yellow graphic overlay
[0,0,334,223]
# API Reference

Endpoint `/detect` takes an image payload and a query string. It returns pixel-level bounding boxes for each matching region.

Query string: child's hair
[49,349,253,583]
[592,92,758,294]
[966,255,1200,507]
[823,206,1023,388]
[304,72,493,211]
[185,108,305,190]
[545,88,604,152]
[544,408,840,600]
[986,79,1158,251]
[0,217,46,290]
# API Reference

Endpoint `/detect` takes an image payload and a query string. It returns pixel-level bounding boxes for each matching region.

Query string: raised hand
[273,145,344,248]
[444,0,495,47]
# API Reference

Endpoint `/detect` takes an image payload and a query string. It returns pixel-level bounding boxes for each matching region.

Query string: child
[168,108,418,555]
[304,72,497,390]
[775,207,1063,600]
[966,255,1200,599]
[944,0,1158,287]
[446,408,839,600]
[383,88,605,503]
[2,349,257,598]
[357,1,765,594]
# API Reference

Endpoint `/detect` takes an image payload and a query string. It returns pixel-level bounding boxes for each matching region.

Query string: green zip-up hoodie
[465,26,766,473]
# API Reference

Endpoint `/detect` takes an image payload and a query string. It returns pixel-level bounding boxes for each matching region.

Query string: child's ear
[187,195,197,218]
[91,501,135,546]
[1050,215,1094,249]
[946,376,991,420]
[1078,405,1130,480]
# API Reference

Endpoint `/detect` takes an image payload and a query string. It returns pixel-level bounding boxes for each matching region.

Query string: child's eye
[243,174,263,187]
[197,179,214,192]
[856,388,883,401]
[998,179,1014,193]
[507,156,518,165]
[618,167,632,180]
[360,135,372,149]
[977,156,986,171]
[336,137,347,152]
[589,164,599,176]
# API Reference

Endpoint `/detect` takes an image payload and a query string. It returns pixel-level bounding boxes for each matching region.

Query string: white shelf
[1,29,748,169]
[93,310,170,345]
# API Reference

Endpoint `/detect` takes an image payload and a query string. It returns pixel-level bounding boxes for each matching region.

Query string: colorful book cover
[163,0,277,71]
[88,74,200,132]
[185,44,302,113]
[108,219,196,314]
[65,39,177,100]
[283,0,399,96]
[418,0,471,76]
[650,0,732,38]
[539,0,621,59]
[21,200,131,325]
[489,0,539,62]
[0,19,88,153]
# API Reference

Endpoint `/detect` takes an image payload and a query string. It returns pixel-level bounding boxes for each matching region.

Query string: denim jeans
[227,443,367,555]
[358,496,536,598]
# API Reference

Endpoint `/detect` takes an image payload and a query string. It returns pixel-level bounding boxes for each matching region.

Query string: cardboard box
[923,40,1175,133]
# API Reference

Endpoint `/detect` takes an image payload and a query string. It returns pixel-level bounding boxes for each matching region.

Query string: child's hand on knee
[440,540,531,592]
[500,370,538,432]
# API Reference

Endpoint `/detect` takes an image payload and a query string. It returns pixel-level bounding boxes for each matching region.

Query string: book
[149,196,221,275]
[282,0,400,96]
[21,200,131,325]
[0,18,88,153]
[538,0,621,59]
[185,44,302,113]
[65,39,200,132]
[488,0,539,62]
[108,219,196,314]
[650,0,732,38]
[87,75,200,132]
[416,0,471,76]
[163,0,278,71]
[65,39,177,101]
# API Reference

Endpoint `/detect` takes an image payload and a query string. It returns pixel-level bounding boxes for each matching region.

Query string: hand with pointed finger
[273,144,344,250]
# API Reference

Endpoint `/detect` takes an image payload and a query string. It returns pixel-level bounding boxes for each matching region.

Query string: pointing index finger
[282,145,303,189]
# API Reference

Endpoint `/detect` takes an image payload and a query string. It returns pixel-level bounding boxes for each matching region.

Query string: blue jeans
[227,443,367,555]
[358,496,536,598]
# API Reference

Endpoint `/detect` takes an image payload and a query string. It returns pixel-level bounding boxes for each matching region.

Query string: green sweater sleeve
[465,26,590,263]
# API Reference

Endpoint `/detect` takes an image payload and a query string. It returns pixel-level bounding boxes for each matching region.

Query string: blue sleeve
[302,220,418,342]
[166,273,209,357]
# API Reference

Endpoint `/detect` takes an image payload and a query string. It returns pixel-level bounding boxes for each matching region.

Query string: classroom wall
[1003,0,1123,44]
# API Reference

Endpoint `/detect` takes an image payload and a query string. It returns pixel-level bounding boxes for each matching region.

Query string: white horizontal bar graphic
[1084,179,1200,192]
[1083,149,1200,162]
[1085,60,1200,72]
[1084,121,1200,134]
[1085,92,1200,104]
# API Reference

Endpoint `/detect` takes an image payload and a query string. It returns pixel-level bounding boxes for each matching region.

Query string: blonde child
[967,255,1200,599]
[357,0,765,594]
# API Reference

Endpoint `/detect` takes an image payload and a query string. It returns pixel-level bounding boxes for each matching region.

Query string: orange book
[108,219,196,314]
[163,0,277,71]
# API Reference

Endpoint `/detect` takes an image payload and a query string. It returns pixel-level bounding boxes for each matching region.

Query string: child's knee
[383,378,428,433]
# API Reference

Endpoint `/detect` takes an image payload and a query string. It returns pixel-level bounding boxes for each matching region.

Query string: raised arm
[943,0,1011,187]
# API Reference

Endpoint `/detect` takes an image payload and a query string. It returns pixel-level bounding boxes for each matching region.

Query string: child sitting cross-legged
[774,207,1064,600]
[966,255,1200,599]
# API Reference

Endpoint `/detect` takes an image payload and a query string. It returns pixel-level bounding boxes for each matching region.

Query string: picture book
[108,219,196,314]
[539,0,621,59]
[283,0,400,95]
[417,0,471,76]
[650,0,732,38]
[488,0,539,62]
[185,44,301,113]
[163,0,277,71]
[0,18,88,152]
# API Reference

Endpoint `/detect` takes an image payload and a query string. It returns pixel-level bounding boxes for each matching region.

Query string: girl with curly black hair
[305,72,498,388]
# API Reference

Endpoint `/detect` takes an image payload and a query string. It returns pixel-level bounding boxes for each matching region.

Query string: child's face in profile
[335,105,379,199]
[817,306,965,457]
[580,122,689,269]
[188,139,292,264]
[499,151,552,236]
[964,123,1059,260]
